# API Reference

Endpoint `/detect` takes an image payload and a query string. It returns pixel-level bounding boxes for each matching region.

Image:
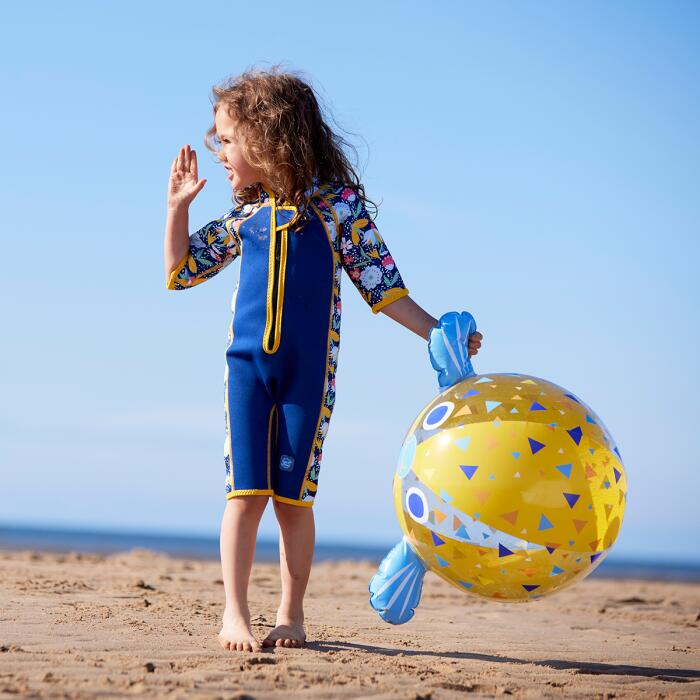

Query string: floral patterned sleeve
[335,186,410,314]
[166,205,243,290]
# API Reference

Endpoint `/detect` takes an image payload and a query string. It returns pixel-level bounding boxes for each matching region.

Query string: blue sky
[2,1,698,562]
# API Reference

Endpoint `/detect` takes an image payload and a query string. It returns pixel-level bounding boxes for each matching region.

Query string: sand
[0,547,698,699]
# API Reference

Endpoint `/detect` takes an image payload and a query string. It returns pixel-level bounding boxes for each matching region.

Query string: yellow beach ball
[393,372,627,602]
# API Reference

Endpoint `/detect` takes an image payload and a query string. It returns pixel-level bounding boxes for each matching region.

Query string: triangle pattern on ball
[572,519,587,533]
[500,510,519,525]
[555,463,572,479]
[563,492,580,508]
[460,465,479,480]
[538,514,554,530]
[529,438,546,455]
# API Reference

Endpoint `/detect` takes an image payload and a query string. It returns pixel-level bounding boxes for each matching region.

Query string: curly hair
[203,63,379,233]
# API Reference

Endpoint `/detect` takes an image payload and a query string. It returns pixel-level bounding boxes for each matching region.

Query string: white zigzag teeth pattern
[401,469,546,552]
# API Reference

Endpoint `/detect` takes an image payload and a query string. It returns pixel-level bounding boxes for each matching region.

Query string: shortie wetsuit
[166,177,410,507]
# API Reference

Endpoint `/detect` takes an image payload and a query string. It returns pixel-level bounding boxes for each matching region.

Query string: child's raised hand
[168,144,207,210]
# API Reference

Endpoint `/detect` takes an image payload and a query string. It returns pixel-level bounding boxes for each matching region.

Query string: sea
[1,522,698,582]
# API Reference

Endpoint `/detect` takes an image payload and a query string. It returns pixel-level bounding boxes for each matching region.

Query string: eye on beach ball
[370,372,627,623]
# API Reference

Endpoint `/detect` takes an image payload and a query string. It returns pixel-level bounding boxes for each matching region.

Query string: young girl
[163,66,483,652]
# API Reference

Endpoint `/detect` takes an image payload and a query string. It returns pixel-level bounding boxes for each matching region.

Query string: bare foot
[262,615,306,648]
[218,610,262,652]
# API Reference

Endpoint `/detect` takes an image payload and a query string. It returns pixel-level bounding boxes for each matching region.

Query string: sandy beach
[1,547,698,699]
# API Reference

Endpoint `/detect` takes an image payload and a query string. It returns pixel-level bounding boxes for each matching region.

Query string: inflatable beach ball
[392,372,627,604]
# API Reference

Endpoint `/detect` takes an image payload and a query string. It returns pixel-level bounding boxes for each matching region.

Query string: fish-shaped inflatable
[369,312,627,624]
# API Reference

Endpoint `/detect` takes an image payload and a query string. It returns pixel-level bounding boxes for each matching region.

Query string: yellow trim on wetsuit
[371,286,411,313]
[298,200,339,502]
[317,192,340,234]
[273,227,288,350]
[166,249,191,289]
[225,356,234,492]
[226,489,275,499]
[267,403,277,490]
[274,205,297,351]
[273,203,297,351]
[273,494,314,508]
[273,205,299,228]
[263,195,278,354]
[262,193,299,354]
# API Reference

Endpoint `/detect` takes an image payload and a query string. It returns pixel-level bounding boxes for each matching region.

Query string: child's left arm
[335,188,482,355]
[380,296,482,358]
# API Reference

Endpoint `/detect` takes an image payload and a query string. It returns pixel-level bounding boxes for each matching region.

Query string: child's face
[214,107,266,191]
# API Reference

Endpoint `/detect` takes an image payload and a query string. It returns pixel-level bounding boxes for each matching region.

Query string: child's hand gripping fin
[428,310,478,389]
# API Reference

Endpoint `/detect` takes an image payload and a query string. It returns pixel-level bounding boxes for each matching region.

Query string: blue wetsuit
[166,177,410,506]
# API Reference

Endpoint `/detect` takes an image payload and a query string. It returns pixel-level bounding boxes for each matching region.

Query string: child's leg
[218,495,269,652]
[262,500,315,648]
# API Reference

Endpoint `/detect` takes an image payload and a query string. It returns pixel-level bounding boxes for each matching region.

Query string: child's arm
[330,185,483,359]
[163,204,191,281]
[376,295,437,340]
[379,296,483,360]
[163,144,241,290]
[164,206,241,290]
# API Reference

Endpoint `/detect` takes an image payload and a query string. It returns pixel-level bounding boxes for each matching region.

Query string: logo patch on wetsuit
[279,455,295,471]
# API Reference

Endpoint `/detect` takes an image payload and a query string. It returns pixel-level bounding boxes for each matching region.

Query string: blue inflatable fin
[428,310,478,388]
[368,536,428,624]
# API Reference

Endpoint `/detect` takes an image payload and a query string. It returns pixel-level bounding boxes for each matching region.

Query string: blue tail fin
[428,310,478,388]
[368,536,428,624]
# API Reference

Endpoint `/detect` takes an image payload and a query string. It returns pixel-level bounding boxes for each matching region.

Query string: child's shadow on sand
[306,640,700,684]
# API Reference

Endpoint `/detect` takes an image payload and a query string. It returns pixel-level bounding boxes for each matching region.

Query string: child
[163,66,483,652]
